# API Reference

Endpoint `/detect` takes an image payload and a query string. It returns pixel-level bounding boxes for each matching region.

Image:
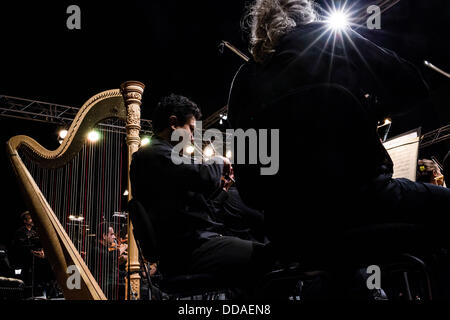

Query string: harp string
[21,119,126,299]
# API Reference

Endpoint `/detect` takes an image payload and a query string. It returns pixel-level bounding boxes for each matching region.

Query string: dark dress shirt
[130,136,227,273]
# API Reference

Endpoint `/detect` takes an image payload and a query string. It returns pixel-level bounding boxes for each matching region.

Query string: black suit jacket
[130,137,226,272]
[228,22,429,248]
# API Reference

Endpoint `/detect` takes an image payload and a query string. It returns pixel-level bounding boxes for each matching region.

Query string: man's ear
[169,115,178,130]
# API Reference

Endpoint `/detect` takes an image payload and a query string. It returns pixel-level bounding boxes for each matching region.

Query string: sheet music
[383,129,420,181]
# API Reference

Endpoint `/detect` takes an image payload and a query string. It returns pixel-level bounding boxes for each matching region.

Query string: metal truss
[4,94,450,148]
[0,94,226,135]
[420,124,450,149]
[0,95,153,134]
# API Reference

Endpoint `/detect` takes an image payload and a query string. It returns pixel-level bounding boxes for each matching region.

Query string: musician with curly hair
[229,0,450,270]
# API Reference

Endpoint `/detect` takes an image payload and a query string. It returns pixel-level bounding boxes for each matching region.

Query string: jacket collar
[150,136,173,149]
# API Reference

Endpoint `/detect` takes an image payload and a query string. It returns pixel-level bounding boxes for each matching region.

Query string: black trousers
[187,236,275,286]
[273,178,450,299]
[265,177,450,264]
[359,178,450,249]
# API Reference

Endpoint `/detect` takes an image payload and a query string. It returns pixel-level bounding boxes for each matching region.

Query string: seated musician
[228,0,450,295]
[97,223,127,265]
[130,94,274,288]
[10,211,55,295]
[93,222,127,298]
[417,159,445,186]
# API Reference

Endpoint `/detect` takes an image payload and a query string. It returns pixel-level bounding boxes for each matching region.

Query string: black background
[0,0,449,246]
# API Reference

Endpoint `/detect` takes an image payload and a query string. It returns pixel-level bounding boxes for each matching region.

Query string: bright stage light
[87,130,100,142]
[204,146,214,158]
[185,145,195,154]
[68,215,84,222]
[377,118,392,129]
[59,129,68,139]
[326,10,349,31]
[141,137,151,146]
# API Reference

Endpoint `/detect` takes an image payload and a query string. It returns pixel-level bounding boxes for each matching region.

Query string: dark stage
[0,0,450,305]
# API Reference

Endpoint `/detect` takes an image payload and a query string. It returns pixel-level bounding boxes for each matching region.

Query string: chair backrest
[0,246,13,277]
[127,199,159,263]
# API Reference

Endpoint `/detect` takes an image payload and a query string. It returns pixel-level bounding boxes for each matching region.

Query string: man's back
[228,22,429,251]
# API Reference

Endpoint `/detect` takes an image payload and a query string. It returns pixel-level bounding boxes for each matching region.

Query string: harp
[6,81,145,300]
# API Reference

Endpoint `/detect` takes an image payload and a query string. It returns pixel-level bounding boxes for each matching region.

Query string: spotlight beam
[326,10,350,31]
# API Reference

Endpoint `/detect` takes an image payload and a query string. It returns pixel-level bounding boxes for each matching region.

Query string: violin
[108,239,128,255]
[108,241,119,252]
[192,140,235,195]
[220,163,235,192]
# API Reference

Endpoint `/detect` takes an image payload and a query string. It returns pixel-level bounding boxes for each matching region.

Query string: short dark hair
[152,94,202,133]
[20,211,30,220]
[98,221,114,237]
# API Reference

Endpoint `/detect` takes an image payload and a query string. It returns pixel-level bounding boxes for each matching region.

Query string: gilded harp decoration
[6,81,145,300]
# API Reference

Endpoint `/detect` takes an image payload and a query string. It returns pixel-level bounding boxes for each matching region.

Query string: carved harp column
[120,81,145,300]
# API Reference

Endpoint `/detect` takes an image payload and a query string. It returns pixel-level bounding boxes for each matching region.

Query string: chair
[129,197,435,300]
[341,223,434,300]
[0,277,25,300]
[268,223,435,301]
[255,252,433,300]
[243,221,434,300]
[0,247,25,300]
[127,199,234,300]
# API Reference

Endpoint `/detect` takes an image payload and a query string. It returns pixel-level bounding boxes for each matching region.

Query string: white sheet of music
[382,130,420,181]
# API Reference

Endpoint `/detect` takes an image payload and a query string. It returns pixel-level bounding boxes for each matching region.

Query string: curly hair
[243,0,317,63]
[152,94,202,133]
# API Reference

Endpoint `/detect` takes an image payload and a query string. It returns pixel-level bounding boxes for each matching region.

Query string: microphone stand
[31,254,35,299]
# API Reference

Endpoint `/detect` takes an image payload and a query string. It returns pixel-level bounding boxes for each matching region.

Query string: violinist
[229,0,450,271]
[130,94,275,290]
[98,224,127,265]
[417,158,445,187]
[91,222,127,299]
